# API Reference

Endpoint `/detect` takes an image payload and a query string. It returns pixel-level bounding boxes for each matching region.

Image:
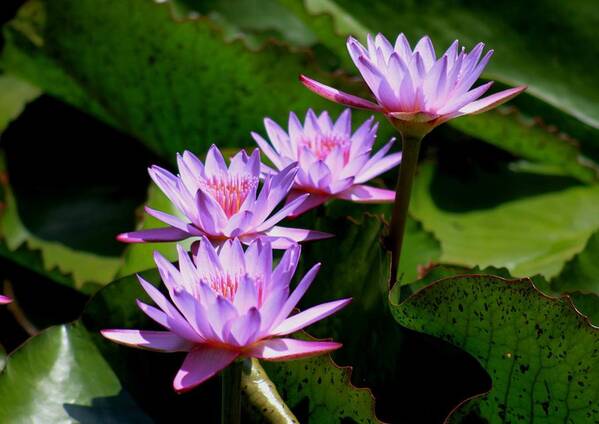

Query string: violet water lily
[252,109,402,216]
[301,33,526,285]
[301,33,526,138]
[102,237,350,393]
[117,145,331,249]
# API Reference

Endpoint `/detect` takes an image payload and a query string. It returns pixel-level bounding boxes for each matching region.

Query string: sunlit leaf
[390,274,599,423]
[0,322,150,422]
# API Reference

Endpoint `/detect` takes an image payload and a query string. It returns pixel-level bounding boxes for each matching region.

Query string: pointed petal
[0,295,11,304]
[230,307,261,346]
[287,192,330,217]
[413,36,436,69]
[272,298,351,335]
[193,236,224,274]
[355,151,402,184]
[245,338,341,361]
[458,85,527,115]
[437,81,494,115]
[204,145,228,176]
[173,347,239,393]
[196,190,227,234]
[138,276,203,342]
[252,132,284,169]
[101,329,193,352]
[333,108,352,136]
[336,184,396,203]
[300,75,382,111]
[117,227,190,243]
[266,117,294,157]
[273,263,321,327]
[263,226,333,246]
[254,194,309,232]
[144,206,188,231]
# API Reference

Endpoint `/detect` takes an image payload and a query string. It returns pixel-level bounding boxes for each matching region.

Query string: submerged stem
[388,133,422,288]
[222,360,242,424]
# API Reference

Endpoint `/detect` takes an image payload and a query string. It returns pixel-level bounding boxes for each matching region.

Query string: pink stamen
[205,272,264,306]
[299,134,351,163]
[200,174,258,217]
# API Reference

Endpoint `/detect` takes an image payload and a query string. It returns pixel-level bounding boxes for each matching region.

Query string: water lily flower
[252,109,402,216]
[117,145,332,249]
[0,295,11,304]
[300,33,526,138]
[102,238,350,393]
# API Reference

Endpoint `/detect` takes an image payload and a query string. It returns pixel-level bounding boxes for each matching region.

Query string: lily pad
[410,162,599,278]
[0,322,150,423]
[0,72,40,133]
[390,274,599,423]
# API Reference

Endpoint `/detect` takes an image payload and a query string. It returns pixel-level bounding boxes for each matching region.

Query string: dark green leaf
[0,0,350,159]
[261,335,378,423]
[390,274,599,423]
[0,72,40,133]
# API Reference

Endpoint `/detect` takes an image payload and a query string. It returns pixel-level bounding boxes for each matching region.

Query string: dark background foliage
[0,1,597,423]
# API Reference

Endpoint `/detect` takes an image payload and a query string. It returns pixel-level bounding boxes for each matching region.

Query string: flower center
[205,272,264,306]
[199,174,258,217]
[299,134,351,163]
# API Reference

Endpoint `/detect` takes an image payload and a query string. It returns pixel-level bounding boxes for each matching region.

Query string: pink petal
[245,338,341,361]
[173,346,239,393]
[100,329,193,352]
[254,194,309,232]
[459,85,527,115]
[144,206,189,231]
[251,132,285,169]
[229,307,261,346]
[272,298,352,335]
[355,151,402,184]
[414,36,436,70]
[263,226,333,245]
[336,184,396,203]
[266,117,294,157]
[116,227,191,243]
[204,144,228,176]
[288,192,330,218]
[138,277,203,343]
[299,75,382,111]
[274,263,321,327]
[0,295,11,304]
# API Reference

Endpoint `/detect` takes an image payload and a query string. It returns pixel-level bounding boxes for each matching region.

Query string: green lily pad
[0,72,40,133]
[390,274,599,423]
[410,162,599,278]
[0,322,150,422]
[551,230,599,295]
[172,0,317,49]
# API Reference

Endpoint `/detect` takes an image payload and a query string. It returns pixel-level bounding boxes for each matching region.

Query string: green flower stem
[389,133,422,287]
[222,360,242,424]
[241,358,299,423]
